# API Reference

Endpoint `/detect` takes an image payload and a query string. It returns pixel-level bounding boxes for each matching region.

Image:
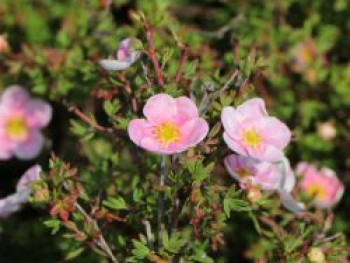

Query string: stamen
[154,122,180,147]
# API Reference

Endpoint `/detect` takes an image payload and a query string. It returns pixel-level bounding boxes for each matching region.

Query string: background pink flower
[128,93,209,154]
[0,165,41,219]
[297,162,344,208]
[221,98,291,162]
[0,85,52,160]
[99,38,141,71]
[0,35,8,53]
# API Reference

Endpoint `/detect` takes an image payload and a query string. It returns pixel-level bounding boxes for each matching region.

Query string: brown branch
[145,23,164,87]
[69,105,121,136]
[175,44,189,84]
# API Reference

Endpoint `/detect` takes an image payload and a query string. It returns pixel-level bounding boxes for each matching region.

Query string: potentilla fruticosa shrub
[0,1,348,262]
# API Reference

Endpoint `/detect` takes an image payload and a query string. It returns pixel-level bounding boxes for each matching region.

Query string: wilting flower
[0,85,52,160]
[0,35,9,53]
[128,93,209,154]
[297,162,344,208]
[225,154,304,214]
[221,98,291,162]
[0,165,41,219]
[317,121,336,141]
[99,38,141,71]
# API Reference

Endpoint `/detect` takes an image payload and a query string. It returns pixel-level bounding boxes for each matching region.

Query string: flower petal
[180,118,209,148]
[14,131,44,160]
[223,132,247,156]
[143,93,177,124]
[0,194,22,218]
[1,85,29,109]
[128,119,153,147]
[279,191,305,215]
[25,99,52,128]
[248,143,284,162]
[221,106,240,135]
[257,117,291,149]
[236,98,268,119]
[278,158,296,193]
[175,96,199,122]
[16,165,42,193]
[99,59,133,71]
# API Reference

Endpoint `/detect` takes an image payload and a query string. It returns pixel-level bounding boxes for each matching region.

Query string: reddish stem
[145,23,164,87]
[175,45,189,84]
[70,105,120,136]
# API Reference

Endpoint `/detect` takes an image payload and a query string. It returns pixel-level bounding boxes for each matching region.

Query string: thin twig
[62,181,119,263]
[175,45,189,85]
[141,62,153,89]
[142,219,155,249]
[75,203,118,263]
[199,70,239,114]
[69,104,120,136]
[145,23,164,87]
[199,14,245,39]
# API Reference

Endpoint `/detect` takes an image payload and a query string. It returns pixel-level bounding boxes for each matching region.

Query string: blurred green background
[0,0,349,262]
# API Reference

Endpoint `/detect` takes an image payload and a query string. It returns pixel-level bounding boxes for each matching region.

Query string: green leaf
[43,219,61,235]
[103,196,127,210]
[162,231,186,254]
[184,159,213,185]
[223,187,250,217]
[103,99,119,117]
[131,239,150,259]
[65,247,85,260]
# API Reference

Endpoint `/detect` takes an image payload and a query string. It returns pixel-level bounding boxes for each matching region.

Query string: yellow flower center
[242,129,261,147]
[235,168,252,178]
[6,116,28,140]
[154,122,180,146]
[306,183,327,201]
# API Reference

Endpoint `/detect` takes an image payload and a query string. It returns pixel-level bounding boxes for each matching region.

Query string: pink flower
[128,93,209,154]
[99,38,141,71]
[297,162,344,208]
[0,165,41,219]
[225,154,304,214]
[224,154,295,191]
[221,98,291,162]
[0,85,52,160]
[292,39,318,72]
[0,35,9,53]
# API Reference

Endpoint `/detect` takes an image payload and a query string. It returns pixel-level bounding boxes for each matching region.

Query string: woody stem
[157,155,167,247]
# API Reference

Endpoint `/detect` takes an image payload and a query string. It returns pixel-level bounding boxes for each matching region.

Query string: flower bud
[247,188,262,203]
[307,247,326,263]
[318,121,336,141]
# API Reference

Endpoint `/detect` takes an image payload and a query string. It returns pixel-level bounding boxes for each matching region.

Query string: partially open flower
[225,154,304,214]
[224,154,294,191]
[221,98,291,162]
[297,162,344,208]
[99,38,141,71]
[0,35,9,53]
[0,165,41,219]
[0,85,52,160]
[128,93,209,154]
